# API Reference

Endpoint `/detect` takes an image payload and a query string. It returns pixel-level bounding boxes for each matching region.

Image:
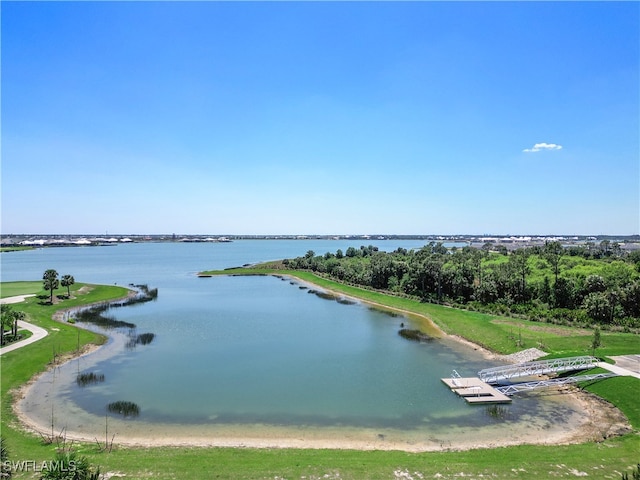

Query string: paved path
[597,355,640,380]
[609,354,640,375]
[0,320,49,356]
[0,294,49,356]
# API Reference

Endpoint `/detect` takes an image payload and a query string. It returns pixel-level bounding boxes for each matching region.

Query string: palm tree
[43,269,59,303]
[11,310,24,338]
[61,274,75,298]
[0,304,23,345]
[0,305,10,346]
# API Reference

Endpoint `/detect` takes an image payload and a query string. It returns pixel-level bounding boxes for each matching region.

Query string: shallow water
[38,274,499,429]
[2,241,591,445]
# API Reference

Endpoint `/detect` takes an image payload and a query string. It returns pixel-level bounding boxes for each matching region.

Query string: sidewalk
[0,320,49,355]
[0,320,49,356]
[597,355,640,380]
[0,295,49,356]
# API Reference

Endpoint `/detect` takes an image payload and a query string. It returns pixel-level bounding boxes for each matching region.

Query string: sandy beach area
[10,276,633,452]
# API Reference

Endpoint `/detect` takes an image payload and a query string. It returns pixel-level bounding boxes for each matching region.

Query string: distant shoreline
[3,234,640,251]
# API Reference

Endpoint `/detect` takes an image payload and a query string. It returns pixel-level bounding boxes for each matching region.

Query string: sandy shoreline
[14,372,630,452]
[11,275,632,452]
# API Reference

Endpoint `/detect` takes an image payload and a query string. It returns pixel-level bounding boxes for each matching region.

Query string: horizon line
[2,233,639,238]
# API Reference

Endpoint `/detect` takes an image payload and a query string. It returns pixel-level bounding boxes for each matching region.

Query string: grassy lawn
[0,281,43,298]
[583,376,640,429]
[1,279,639,479]
[74,438,640,479]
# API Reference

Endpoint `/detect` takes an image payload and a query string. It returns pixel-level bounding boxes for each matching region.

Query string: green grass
[0,281,130,470]
[0,281,43,298]
[2,278,639,479]
[77,438,640,479]
[584,376,640,429]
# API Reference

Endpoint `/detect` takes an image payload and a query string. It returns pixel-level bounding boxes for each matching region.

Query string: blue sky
[2,1,638,235]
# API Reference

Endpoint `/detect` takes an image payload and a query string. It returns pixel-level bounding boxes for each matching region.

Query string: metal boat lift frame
[478,356,599,384]
[494,372,618,396]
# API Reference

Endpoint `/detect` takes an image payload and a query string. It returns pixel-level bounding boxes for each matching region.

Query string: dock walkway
[441,376,512,404]
[477,356,598,384]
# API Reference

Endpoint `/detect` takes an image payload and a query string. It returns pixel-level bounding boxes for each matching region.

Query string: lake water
[2,241,587,449]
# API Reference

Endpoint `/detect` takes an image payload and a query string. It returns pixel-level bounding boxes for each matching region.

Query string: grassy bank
[0,282,130,470]
[0,247,34,253]
[1,279,639,479]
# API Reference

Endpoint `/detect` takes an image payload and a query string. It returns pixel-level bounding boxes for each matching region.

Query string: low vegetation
[106,401,140,418]
[132,332,155,345]
[68,283,158,330]
[485,404,511,421]
[76,372,105,387]
[125,332,155,349]
[39,450,101,480]
[74,306,136,329]
[397,328,432,342]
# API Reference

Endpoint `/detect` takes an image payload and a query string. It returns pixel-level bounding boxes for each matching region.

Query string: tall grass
[72,284,158,329]
[398,328,432,342]
[125,332,156,349]
[74,306,136,329]
[106,401,140,418]
[76,372,105,387]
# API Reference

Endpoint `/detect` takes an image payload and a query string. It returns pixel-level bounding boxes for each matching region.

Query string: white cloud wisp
[523,142,563,153]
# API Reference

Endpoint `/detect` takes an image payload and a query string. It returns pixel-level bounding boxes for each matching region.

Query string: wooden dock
[441,377,512,404]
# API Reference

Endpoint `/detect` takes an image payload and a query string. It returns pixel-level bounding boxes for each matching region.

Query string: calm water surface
[2,241,548,433]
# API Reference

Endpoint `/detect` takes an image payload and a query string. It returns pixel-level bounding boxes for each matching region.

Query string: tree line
[282,241,640,330]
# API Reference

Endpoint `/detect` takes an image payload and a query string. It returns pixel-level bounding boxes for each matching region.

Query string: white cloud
[523,142,563,153]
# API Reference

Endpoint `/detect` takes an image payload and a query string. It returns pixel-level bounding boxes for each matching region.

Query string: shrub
[39,450,100,480]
